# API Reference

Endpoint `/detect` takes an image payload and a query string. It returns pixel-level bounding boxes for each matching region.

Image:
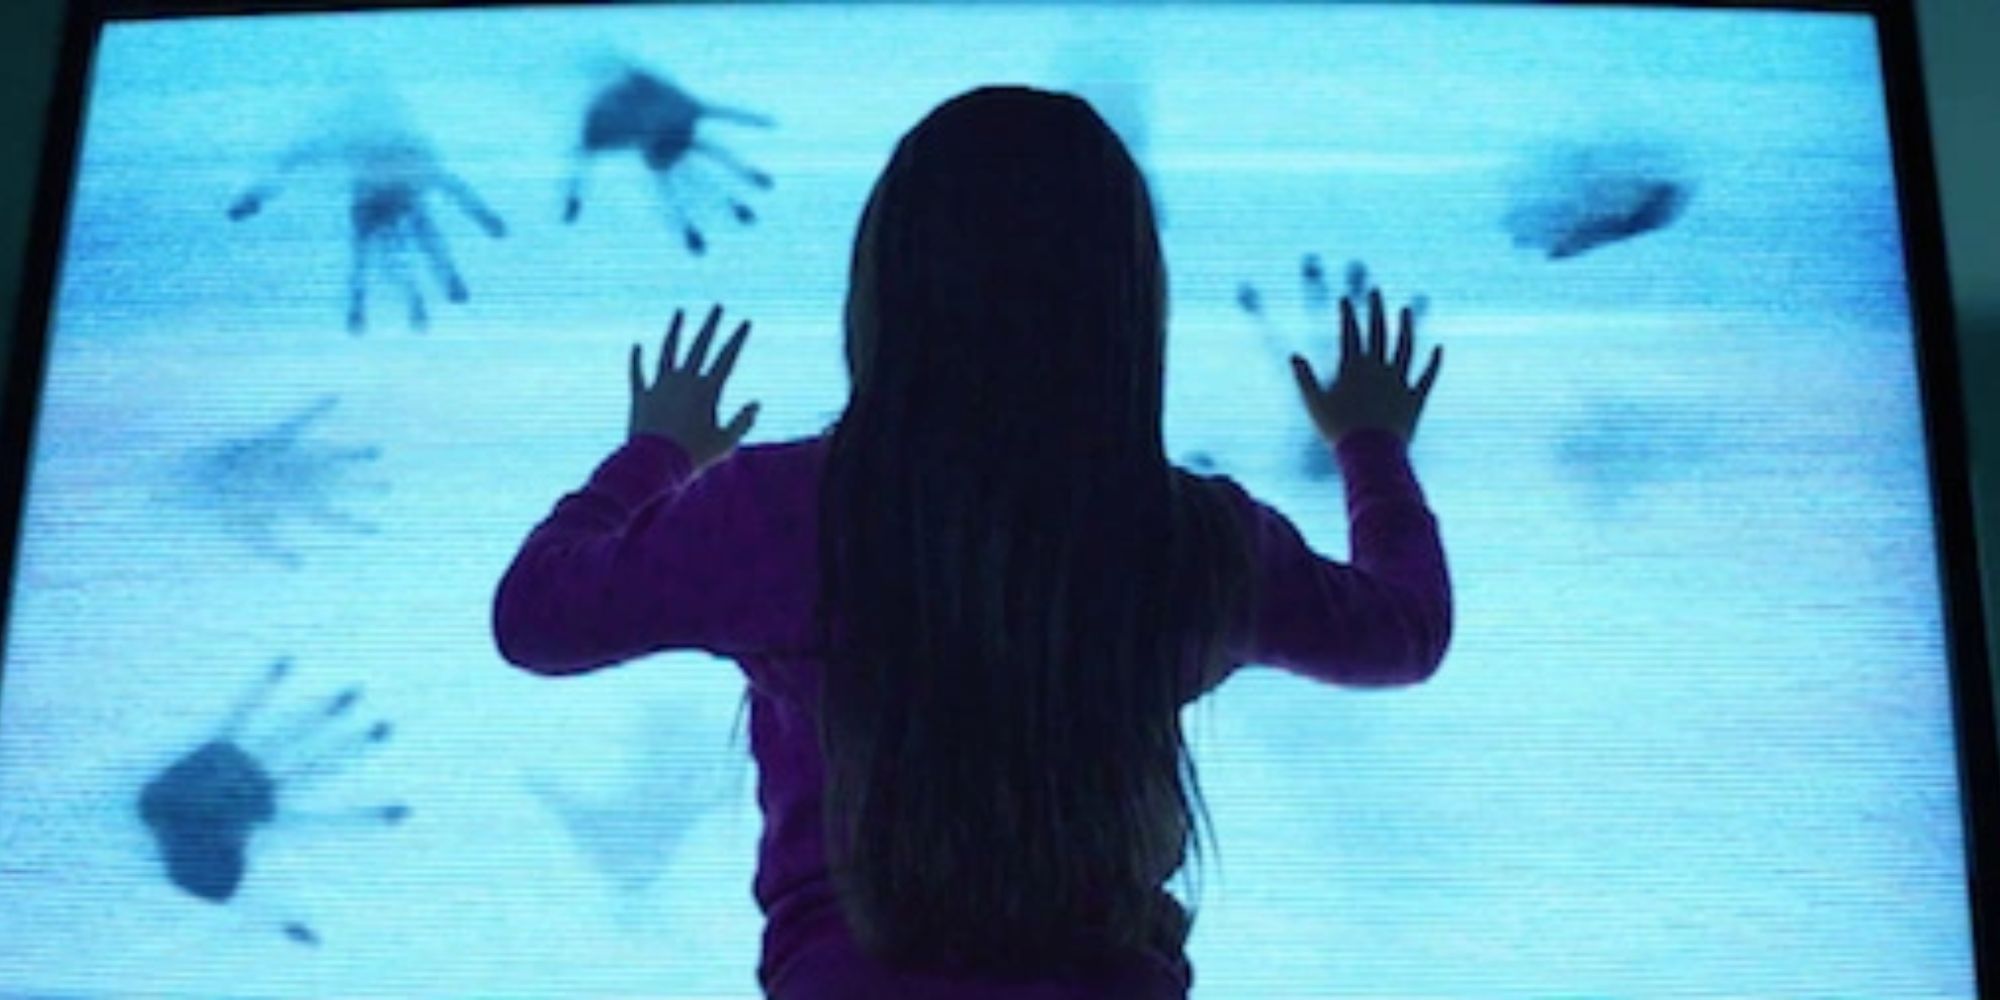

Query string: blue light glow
[0,4,1972,997]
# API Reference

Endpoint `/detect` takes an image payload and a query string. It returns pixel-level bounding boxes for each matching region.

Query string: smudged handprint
[1503,140,1693,260]
[226,98,507,334]
[154,395,389,570]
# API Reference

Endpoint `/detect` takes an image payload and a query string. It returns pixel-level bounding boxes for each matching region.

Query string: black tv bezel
[3,0,1992,993]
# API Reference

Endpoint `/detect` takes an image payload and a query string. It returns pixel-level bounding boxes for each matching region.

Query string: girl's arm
[1224,427,1453,688]
[491,434,778,675]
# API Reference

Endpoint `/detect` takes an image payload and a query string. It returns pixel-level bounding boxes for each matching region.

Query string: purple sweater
[493,428,1451,999]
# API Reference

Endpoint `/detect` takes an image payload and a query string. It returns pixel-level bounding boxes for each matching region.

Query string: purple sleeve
[491,433,780,675]
[1226,427,1453,687]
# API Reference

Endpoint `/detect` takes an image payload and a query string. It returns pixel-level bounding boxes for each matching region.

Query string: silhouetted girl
[495,86,1451,1000]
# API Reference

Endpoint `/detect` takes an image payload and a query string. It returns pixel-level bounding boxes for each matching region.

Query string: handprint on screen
[158,394,389,570]
[523,696,748,917]
[137,657,408,946]
[1234,256,1429,479]
[1503,140,1693,260]
[565,64,775,255]
[227,122,507,333]
[1556,395,1722,516]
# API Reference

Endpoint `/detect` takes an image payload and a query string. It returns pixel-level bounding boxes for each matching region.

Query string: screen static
[0,4,1974,997]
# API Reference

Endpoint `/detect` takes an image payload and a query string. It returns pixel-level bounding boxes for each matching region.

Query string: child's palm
[629,305,760,469]
[1291,289,1442,445]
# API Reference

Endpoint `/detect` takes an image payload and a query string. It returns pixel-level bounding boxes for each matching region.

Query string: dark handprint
[138,657,408,946]
[227,122,507,334]
[566,64,775,256]
[1503,140,1693,260]
[227,193,264,222]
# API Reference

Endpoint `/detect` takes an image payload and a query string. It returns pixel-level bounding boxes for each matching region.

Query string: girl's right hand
[1290,288,1443,446]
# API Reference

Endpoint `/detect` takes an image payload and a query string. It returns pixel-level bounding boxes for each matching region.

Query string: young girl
[494,86,1451,1000]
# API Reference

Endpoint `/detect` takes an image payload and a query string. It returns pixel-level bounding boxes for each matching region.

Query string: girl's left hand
[629,305,760,471]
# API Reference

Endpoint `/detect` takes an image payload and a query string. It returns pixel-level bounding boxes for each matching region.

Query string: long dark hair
[814,87,1256,979]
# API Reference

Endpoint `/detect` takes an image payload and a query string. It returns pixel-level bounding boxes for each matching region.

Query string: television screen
[0,1,1982,996]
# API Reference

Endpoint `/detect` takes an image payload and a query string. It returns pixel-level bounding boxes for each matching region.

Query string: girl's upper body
[492,86,1451,999]
[492,426,1447,997]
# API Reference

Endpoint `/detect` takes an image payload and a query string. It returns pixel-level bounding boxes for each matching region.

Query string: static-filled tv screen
[0,1,1982,996]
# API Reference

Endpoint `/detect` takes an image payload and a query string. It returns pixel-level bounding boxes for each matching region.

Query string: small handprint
[157,394,389,570]
[1555,395,1722,517]
[137,657,408,946]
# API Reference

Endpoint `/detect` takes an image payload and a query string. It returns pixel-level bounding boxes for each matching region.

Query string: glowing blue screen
[0,3,1977,997]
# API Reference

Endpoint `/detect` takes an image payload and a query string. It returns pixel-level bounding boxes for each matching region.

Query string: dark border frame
[2,0,1992,993]
[1877,0,2000,991]
[75,0,1944,16]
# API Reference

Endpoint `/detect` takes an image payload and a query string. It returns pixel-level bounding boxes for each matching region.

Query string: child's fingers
[1414,346,1444,407]
[1367,289,1388,362]
[659,310,685,383]
[1340,298,1363,365]
[1290,354,1322,410]
[709,320,752,384]
[723,402,760,442]
[685,304,724,374]
[1393,307,1414,377]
